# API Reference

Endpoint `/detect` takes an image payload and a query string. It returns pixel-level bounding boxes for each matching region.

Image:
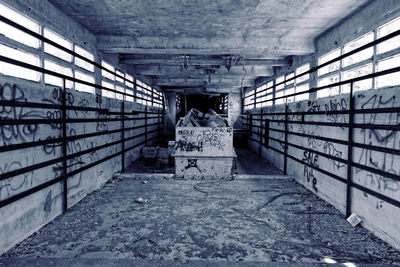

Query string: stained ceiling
[48,0,372,94]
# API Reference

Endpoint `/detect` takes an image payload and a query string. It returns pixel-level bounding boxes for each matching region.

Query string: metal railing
[0,15,165,213]
[242,33,400,218]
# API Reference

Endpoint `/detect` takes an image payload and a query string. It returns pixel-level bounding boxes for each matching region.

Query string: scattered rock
[136,197,149,204]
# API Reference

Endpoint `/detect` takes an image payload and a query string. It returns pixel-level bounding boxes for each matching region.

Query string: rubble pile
[177,108,228,127]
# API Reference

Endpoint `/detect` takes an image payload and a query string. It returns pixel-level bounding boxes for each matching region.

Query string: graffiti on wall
[0,82,133,202]
[302,149,318,191]
[0,83,43,145]
[355,93,400,193]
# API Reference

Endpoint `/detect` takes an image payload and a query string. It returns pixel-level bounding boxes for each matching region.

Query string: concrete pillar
[228,92,242,129]
[164,93,176,138]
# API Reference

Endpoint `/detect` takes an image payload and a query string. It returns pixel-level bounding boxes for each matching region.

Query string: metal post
[264,119,269,148]
[346,82,354,218]
[145,105,148,145]
[62,78,68,213]
[284,104,288,175]
[121,100,125,172]
[249,113,253,138]
[157,108,160,145]
[259,109,263,157]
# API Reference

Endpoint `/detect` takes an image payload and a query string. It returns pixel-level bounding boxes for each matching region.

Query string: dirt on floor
[2,176,400,265]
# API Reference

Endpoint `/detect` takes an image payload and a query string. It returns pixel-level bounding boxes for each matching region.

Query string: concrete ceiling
[48,0,372,94]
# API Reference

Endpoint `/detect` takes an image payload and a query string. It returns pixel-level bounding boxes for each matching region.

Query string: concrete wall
[0,0,160,255]
[248,0,400,250]
[249,87,400,250]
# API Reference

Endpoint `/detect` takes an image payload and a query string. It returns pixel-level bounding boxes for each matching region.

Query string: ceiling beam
[128,65,274,77]
[163,87,242,94]
[120,57,289,66]
[153,78,254,87]
[98,35,314,56]
[151,74,259,81]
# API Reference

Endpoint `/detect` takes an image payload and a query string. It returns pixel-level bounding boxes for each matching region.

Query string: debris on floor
[347,213,362,227]
[135,197,149,204]
[2,178,400,264]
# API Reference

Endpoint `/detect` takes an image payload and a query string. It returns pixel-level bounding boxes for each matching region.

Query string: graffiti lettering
[175,140,203,152]
[0,83,42,145]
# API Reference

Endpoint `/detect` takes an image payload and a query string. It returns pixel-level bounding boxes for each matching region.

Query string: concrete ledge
[114,173,292,180]
[235,174,293,180]
[114,173,175,180]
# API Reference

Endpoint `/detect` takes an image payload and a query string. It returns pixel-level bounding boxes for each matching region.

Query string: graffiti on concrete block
[184,159,202,172]
[175,140,203,152]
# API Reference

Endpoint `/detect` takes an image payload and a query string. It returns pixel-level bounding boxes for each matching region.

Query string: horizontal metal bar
[67,135,158,178]
[250,106,400,117]
[285,139,348,165]
[268,119,347,128]
[351,162,400,182]
[0,126,161,181]
[0,122,160,153]
[269,127,349,146]
[244,27,400,99]
[0,134,160,209]
[351,182,400,209]
[286,153,348,184]
[0,15,123,83]
[352,142,400,156]
[0,176,63,209]
[0,116,163,126]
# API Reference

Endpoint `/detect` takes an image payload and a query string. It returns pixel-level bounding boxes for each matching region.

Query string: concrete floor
[1,176,400,265]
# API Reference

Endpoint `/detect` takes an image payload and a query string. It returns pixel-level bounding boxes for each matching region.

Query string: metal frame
[241,23,400,217]
[0,15,166,212]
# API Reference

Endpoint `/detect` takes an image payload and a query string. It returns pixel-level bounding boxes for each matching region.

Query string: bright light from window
[102,80,115,98]
[0,2,40,48]
[125,89,134,102]
[125,74,134,88]
[116,70,124,83]
[286,73,294,85]
[115,85,124,100]
[296,64,310,83]
[44,28,73,62]
[318,48,341,76]
[317,74,339,98]
[276,75,285,90]
[375,54,400,88]
[377,16,400,54]
[295,83,309,101]
[75,71,95,94]
[0,43,41,82]
[342,32,374,67]
[44,60,73,88]
[341,63,373,93]
[101,60,115,81]
[74,45,94,72]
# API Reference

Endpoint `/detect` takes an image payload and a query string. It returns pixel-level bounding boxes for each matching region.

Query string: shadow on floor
[235,148,282,175]
[124,147,282,176]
